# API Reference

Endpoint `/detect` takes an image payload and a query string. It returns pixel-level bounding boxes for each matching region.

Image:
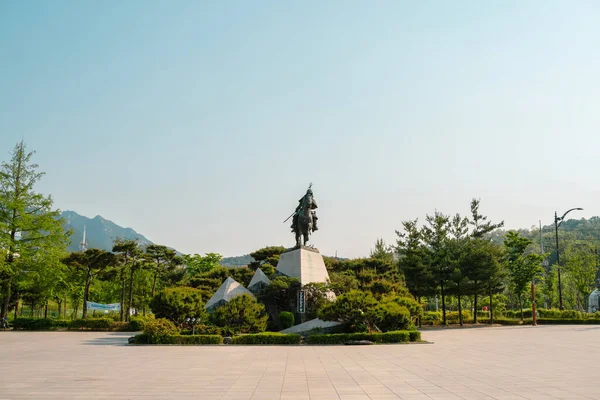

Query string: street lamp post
[185,317,200,335]
[554,207,583,311]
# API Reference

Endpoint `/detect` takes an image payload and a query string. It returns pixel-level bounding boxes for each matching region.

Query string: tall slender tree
[504,231,544,321]
[422,211,451,324]
[0,141,67,318]
[112,238,143,321]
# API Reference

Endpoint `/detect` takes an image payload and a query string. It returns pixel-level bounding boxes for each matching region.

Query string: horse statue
[284,184,319,247]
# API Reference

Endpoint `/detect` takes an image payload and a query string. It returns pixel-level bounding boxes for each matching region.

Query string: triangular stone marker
[205,277,254,311]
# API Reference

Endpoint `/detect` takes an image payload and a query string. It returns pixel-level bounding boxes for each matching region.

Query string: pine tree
[0,141,67,318]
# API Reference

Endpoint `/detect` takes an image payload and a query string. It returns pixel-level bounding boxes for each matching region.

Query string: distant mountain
[61,210,153,252]
[220,254,254,268]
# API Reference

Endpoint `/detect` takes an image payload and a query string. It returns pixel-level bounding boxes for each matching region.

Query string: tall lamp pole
[554,207,583,311]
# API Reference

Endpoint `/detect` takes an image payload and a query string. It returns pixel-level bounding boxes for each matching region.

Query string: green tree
[422,211,451,324]
[504,231,544,320]
[150,287,206,325]
[209,294,268,333]
[112,238,143,321]
[465,199,504,323]
[328,271,360,295]
[248,246,285,272]
[145,244,180,298]
[370,238,393,263]
[0,141,68,318]
[395,219,435,301]
[182,253,222,277]
[62,249,116,318]
[563,243,598,311]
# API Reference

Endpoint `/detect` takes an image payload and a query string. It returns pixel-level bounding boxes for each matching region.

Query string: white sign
[297,290,306,314]
[86,301,120,311]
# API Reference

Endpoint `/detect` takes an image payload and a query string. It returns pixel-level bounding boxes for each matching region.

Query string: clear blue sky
[1,1,599,258]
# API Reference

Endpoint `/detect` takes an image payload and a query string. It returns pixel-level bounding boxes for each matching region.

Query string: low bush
[12,318,57,330]
[536,318,600,325]
[478,318,526,325]
[129,315,155,331]
[133,334,222,344]
[143,318,179,341]
[70,318,114,330]
[231,333,301,345]
[306,330,419,344]
[279,312,295,329]
[12,317,128,331]
[181,324,222,336]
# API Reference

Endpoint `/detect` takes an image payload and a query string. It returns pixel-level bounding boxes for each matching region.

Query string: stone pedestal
[275,246,331,285]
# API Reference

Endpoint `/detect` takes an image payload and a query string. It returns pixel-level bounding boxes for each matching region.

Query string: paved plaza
[1,325,599,400]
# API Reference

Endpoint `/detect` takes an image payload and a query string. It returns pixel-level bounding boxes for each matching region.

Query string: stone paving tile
[3,327,600,400]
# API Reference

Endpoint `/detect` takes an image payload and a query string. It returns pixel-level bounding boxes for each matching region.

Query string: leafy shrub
[446,310,472,322]
[129,315,155,331]
[12,318,56,330]
[370,301,413,331]
[478,318,526,325]
[110,322,132,331]
[231,333,301,345]
[133,334,223,344]
[70,318,114,330]
[318,290,377,332]
[209,294,268,333]
[306,330,418,344]
[279,312,295,329]
[143,318,179,342]
[150,287,206,324]
[537,318,600,325]
[181,324,224,335]
[423,311,442,322]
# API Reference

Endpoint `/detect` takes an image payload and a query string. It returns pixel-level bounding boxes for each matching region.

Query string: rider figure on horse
[290,185,318,246]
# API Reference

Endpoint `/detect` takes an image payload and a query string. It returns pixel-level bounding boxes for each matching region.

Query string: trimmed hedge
[306,330,419,345]
[231,333,301,345]
[537,318,600,325]
[12,318,132,331]
[134,334,223,344]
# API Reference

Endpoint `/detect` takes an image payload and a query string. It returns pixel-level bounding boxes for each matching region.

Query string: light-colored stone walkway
[1,325,599,399]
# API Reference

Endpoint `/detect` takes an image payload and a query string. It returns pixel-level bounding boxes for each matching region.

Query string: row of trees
[1,140,599,328]
[391,200,599,323]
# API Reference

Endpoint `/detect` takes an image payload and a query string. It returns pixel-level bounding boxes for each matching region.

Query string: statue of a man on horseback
[283,184,319,247]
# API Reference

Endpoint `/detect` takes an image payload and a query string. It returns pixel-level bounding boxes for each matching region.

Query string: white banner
[86,301,121,311]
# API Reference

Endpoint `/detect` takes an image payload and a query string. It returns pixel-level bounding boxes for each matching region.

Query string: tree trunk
[73,301,79,319]
[44,301,48,318]
[82,269,92,319]
[13,291,20,319]
[120,274,126,322]
[473,285,478,324]
[127,265,136,322]
[489,288,494,325]
[1,279,11,319]
[519,295,524,321]
[56,299,62,319]
[440,283,447,325]
[63,298,67,319]
[458,288,463,326]
[30,303,34,318]
[152,272,158,298]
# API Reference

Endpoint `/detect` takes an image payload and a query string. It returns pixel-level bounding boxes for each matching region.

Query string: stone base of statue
[275,246,330,285]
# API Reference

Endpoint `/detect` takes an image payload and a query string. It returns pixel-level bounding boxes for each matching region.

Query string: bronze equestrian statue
[283,184,319,247]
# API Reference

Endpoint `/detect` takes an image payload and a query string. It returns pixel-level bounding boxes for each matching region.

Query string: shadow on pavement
[81,332,134,346]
